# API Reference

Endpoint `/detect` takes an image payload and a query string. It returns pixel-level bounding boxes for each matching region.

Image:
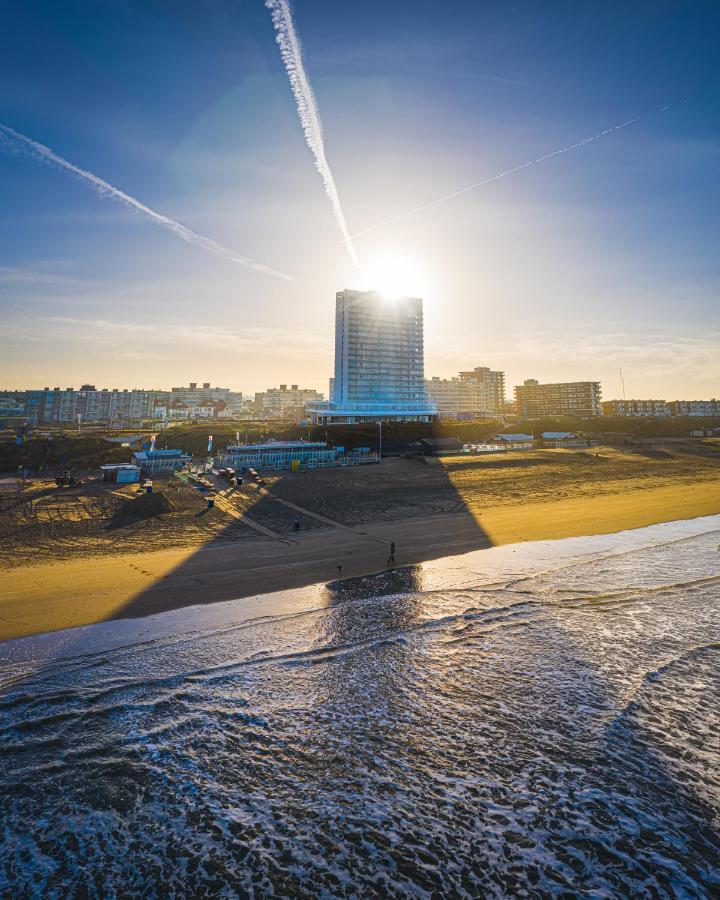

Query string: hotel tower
[309,289,436,424]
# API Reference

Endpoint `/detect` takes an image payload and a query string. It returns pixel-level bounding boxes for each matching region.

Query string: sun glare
[359,253,428,299]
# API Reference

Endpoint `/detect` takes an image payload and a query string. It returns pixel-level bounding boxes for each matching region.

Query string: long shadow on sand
[106,454,493,624]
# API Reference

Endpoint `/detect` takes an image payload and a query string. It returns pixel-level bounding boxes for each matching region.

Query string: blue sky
[1,0,718,398]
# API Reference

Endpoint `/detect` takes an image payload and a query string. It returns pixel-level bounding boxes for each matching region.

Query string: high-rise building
[514,379,602,418]
[309,289,436,424]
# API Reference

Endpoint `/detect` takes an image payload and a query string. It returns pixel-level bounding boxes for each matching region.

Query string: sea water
[1,517,719,896]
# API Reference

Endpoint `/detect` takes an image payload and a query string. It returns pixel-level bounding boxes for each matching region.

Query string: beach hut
[490,433,535,450]
[541,432,588,448]
[419,437,465,456]
[100,464,141,484]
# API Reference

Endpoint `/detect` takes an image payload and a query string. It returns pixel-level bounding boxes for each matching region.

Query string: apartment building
[170,382,245,414]
[424,377,476,420]
[457,366,506,413]
[602,399,671,417]
[254,384,323,418]
[668,400,720,417]
[15,382,245,424]
[602,399,720,417]
[425,365,506,419]
[309,289,436,424]
[514,379,602,418]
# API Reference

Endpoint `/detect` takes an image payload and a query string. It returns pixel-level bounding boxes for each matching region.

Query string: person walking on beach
[387,541,396,567]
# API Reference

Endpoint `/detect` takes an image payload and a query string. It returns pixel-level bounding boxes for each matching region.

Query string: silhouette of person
[387,541,396,567]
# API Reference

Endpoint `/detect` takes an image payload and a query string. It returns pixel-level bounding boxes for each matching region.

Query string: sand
[2,447,720,641]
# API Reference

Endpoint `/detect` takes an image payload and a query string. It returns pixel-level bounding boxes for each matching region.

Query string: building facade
[14,382,244,424]
[457,366,506,413]
[602,399,671,417]
[424,377,476,420]
[254,384,323,419]
[309,289,436,424]
[132,448,193,475]
[425,365,506,419]
[668,400,720,417]
[489,433,535,449]
[170,383,245,415]
[216,440,378,472]
[514,379,602,418]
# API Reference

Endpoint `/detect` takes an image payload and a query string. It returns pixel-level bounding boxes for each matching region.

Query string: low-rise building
[424,366,506,420]
[216,440,378,472]
[424,377,476,420]
[602,399,670,417]
[0,393,26,425]
[170,382,244,414]
[668,400,720,417]
[100,464,141,484]
[541,431,589,448]
[490,433,535,449]
[419,437,465,456]
[132,448,192,475]
[254,384,324,419]
[515,380,602,418]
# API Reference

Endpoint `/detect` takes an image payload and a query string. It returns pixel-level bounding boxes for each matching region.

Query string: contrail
[0,123,294,281]
[265,0,359,268]
[350,116,644,241]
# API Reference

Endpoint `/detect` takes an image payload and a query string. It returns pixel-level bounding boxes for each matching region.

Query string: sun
[359,253,428,299]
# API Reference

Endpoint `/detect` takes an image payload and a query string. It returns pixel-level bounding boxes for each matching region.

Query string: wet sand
[2,477,720,641]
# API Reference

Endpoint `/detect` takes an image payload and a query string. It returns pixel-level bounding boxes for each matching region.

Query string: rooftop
[225,440,328,452]
[493,433,534,442]
[133,448,188,460]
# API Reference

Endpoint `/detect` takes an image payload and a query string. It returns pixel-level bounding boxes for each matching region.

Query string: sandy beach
[2,445,720,641]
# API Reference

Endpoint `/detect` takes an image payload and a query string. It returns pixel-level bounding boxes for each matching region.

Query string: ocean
[1,516,719,896]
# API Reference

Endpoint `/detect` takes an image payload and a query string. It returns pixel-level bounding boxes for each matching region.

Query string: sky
[0,0,718,400]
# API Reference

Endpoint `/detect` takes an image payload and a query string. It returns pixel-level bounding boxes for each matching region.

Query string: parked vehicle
[55,469,81,489]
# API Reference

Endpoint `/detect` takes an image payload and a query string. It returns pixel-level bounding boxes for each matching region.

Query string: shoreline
[2,478,720,642]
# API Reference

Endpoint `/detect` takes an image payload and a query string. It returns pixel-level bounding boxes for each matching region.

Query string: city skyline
[1,1,719,397]
[0,337,718,404]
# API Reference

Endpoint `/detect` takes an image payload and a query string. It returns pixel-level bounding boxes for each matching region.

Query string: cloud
[428,327,720,399]
[1,313,330,359]
[351,115,643,241]
[0,123,295,281]
[265,0,359,267]
[0,264,101,288]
